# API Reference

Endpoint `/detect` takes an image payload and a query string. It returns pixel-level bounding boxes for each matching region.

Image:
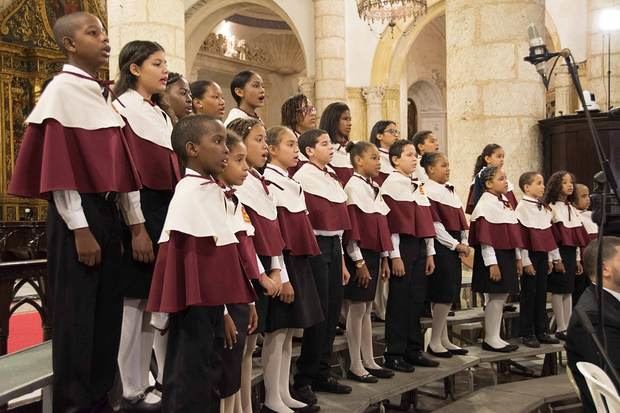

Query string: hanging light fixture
[357,0,428,37]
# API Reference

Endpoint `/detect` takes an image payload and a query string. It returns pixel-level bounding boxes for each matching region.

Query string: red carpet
[7,311,43,353]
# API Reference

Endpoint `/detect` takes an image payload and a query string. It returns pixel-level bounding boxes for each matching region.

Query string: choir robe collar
[549,201,584,228]
[424,179,463,209]
[234,168,278,220]
[470,191,518,225]
[330,141,353,169]
[224,186,256,237]
[515,195,553,230]
[414,155,429,182]
[159,168,238,246]
[264,163,308,213]
[114,89,173,150]
[26,64,124,129]
[379,148,393,174]
[580,210,599,235]
[293,162,348,203]
[380,171,430,206]
[345,172,390,215]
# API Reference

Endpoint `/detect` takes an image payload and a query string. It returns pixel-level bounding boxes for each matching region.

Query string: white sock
[241,334,258,413]
[220,394,235,413]
[441,323,461,351]
[262,330,292,413]
[345,301,369,377]
[361,302,382,370]
[563,294,572,329]
[429,303,451,353]
[279,330,306,408]
[118,299,154,398]
[152,326,168,385]
[484,294,508,348]
[552,294,566,332]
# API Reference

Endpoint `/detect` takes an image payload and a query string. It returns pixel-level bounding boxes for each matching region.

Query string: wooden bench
[433,374,579,413]
[0,340,52,413]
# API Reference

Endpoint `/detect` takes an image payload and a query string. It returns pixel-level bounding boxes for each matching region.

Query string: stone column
[362,86,385,138]
[553,64,574,116]
[107,0,185,79]
[298,76,316,104]
[314,0,346,115]
[446,0,546,200]
[587,0,620,110]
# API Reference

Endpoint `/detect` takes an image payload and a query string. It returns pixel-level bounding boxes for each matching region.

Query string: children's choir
[7,11,600,413]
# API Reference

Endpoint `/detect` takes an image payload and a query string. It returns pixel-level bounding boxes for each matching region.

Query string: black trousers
[162,305,224,413]
[295,235,341,386]
[384,236,427,360]
[519,251,550,337]
[47,195,123,413]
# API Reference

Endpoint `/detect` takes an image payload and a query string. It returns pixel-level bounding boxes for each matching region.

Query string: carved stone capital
[362,86,385,106]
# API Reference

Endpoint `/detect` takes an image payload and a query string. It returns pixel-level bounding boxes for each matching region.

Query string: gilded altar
[0,0,106,222]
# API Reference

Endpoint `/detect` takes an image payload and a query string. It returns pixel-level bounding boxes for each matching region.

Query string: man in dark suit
[566,236,620,413]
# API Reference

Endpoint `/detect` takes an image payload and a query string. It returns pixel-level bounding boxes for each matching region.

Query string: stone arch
[184,0,310,76]
[408,79,447,150]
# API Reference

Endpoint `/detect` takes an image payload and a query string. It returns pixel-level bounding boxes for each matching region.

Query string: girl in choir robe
[469,166,525,352]
[342,141,394,382]
[544,171,589,340]
[410,130,439,183]
[160,72,193,123]
[319,102,354,185]
[421,152,471,357]
[217,131,267,413]
[112,40,181,410]
[224,70,265,126]
[466,144,518,214]
[293,129,353,397]
[227,118,292,413]
[573,183,598,304]
[190,79,226,120]
[515,172,561,348]
[8,13,143,411]
[380,140,438,371]
[281,94,317,175]
[369,120,400,186]
[146,115,256,413]
[264,126,326,411]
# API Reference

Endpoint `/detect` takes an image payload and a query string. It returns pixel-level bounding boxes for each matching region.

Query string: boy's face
[392,144,417,176]
[66,14,110,71]
[524,174,545,199]
[574,185,591,210]
[188,121,229,177]
[220,143,249,186]
[307,134,333,166]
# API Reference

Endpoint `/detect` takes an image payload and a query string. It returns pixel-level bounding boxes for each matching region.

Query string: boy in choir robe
[469,167,525,353]
[515,172,561,348]
[573,183,598,304]
[146,115,256,413]
[410,130,439,182]
[293,129,353,397]
[380,140,439,371]
[8,12,144,412]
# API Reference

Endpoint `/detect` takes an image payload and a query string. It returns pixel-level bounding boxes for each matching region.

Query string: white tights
[345,301,382,376]
[551,293,572,332]
[483,293,509,348]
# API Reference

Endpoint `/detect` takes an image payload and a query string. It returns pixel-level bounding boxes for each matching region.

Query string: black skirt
[472,246,519,294]
[547,246,577,294]
[344,249,380,302]
[264,253,324,332]
[218,304,250,398]
[428,235,462,303]
[120,188,173,298]
[252,255,272,335]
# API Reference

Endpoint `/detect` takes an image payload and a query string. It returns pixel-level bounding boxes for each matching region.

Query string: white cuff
[389,233,401,259]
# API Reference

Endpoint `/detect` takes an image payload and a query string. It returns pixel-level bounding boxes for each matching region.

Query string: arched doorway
[408,80,446,150]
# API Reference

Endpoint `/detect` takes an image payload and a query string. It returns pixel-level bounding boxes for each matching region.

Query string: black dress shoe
[481,342,514,353]
[261,406,277,413]
[447,347,469,355]
[365,367,394,379]
[347,370,379,383]
[313,377,352,394]
[555,331,567,341]
[521,335,540,348]
[294,404,321,412]
[405,353,440,367]
[383,357,415,373]
[503,304,517,312]
[120,395,161,412]
[427,347,453,358]
[537,333,560,344]
[292,385,317,405]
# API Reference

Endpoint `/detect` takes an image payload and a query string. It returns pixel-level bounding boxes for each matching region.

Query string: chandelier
[357,0,428,37]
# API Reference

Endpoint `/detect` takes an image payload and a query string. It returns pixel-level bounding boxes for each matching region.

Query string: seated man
[566,236,620,413]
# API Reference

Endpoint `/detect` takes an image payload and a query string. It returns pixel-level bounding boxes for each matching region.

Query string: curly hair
[281,94,309,134]
[543,170,576,205]
[226,117,263,141]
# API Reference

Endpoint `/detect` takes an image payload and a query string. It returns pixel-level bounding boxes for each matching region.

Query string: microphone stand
[525,45,620,391]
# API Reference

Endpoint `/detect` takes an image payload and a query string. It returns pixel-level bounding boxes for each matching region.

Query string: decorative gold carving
[201,32,270,66]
